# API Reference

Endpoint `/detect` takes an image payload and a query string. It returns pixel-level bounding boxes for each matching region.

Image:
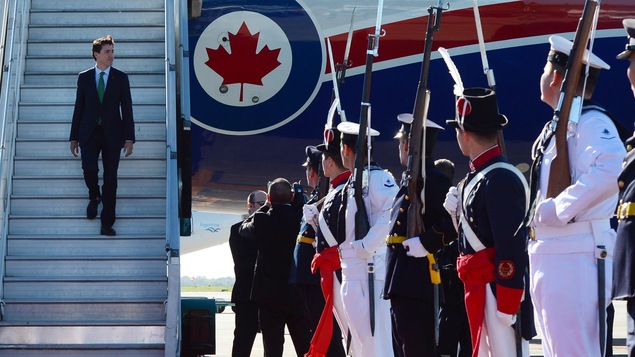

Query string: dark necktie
[98,71,105,103]
[97,71,105,124]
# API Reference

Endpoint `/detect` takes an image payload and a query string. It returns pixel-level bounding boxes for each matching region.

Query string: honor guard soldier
[304,127,350,356]
[383,114,457,357]
[443,88,533,356]
[336,121,397,357]
[524,35,626,357]
[614,18,635,357]
[290,146,334,351]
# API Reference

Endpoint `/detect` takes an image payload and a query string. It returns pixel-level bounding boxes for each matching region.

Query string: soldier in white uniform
[336,121,398,356]
[527,35,626,357]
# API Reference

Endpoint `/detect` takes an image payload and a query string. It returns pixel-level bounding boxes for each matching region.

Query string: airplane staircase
[0,0,182,355]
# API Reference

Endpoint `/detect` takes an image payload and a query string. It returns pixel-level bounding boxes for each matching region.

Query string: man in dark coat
[69,35,135,236]
[240,178,311,356]
[614,18,635,357]
[383,114,457,357]
[229,190,267,357]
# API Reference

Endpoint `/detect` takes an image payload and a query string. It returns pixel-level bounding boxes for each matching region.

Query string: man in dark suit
[229,190,266,357]
[240,178,311,356]
[69,35,135,236]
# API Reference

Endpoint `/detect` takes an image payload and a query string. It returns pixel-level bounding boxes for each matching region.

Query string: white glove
[496,310,517,326]
[534,198,566,227]
[443,186,459,217]
[303,204,319,231]
[402,237,428,258]
[350,240,372,260]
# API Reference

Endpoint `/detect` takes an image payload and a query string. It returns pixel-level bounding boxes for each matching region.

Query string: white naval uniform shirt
[531,109,625,254]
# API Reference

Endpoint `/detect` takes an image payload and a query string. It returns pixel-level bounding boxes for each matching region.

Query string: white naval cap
[337,121,380,137]
[617,19,635,60]
[395,113,444,139]
[548,35,610,70]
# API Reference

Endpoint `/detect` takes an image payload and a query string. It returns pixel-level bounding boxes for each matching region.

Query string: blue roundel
[188,0,325,135]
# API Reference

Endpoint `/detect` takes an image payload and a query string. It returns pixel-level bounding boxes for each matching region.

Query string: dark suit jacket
[240,204,302,305]
[229,221,258,303]
[69,66,135,147]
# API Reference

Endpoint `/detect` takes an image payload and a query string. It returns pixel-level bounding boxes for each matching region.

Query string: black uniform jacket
[240,204,302,304]
[383,158,457,299]
[289,192,320,286]
[229,221,258,303]
[614,137,635,300]
[69,67,135,147]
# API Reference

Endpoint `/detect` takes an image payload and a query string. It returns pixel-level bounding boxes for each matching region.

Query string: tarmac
[184,291,629,357]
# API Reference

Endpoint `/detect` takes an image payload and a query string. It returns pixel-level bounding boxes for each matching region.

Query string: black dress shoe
[100,226,116,236]
[86,199,100,220]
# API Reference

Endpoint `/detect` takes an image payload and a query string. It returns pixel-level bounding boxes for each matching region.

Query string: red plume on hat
[446,88,508,133]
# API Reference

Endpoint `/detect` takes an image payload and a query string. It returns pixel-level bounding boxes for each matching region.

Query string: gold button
[619,181,625,188]
[399,208,404,213]
[627,144,633,152]
[396,221,401,226]
[405,195,410,200]
[393,233,398,237]
[470,217,474,222]
[623,161,627,169]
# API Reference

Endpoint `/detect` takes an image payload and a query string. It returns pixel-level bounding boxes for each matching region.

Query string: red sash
[456,247,496,357]
[304,246,341,357]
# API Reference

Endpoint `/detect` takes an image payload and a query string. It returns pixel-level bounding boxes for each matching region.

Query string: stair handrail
[163,0,181,355]
[0,0,29,307]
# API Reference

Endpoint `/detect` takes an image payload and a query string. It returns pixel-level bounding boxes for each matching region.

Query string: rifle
[471,0,507,156]
[353,0,384,337]
[546,0,599,198]
[319,12,355,200]
[403,0,446,345]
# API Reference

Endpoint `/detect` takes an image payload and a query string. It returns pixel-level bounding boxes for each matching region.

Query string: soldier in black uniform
[229,190,267,357]
[304,127,350,356]
[382,114,457,357]
[290,145,346,357]
[614,18,635,357]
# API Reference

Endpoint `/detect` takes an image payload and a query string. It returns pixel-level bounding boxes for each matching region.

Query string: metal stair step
[21,83,165,103]
[17,120,165,140]
[5,256,167,278]
[8,216,166,235]
[11,176,165,195]
[15,139,165,157]
[23,72,164,85]
[2,299,166,322]
[7,235,166,257]
[28,26,165,42]
[3,277,168,299]
[0,324,165,345]
[30,10,164,26]
[19,102,165,120]
[10,196,166,216]
[31,0,164,10]
[13,157,166,176]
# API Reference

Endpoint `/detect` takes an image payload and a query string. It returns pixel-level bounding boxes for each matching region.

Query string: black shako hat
[446,88,508,132]
[316,127,342,155]
[617,19,635,60]
[302,145,321,170]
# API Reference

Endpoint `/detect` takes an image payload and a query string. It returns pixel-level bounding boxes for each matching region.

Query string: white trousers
[477,285,529,357]
[332,272,357,356]
[529,238,612,357]
[340,258,393,357]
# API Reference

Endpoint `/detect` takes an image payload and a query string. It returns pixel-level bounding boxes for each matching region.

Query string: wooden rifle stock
[546,0,598,198]
[404,3,444,286]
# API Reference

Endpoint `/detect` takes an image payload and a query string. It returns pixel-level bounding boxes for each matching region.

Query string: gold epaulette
[617,202,635,220]
[385,235,407,244]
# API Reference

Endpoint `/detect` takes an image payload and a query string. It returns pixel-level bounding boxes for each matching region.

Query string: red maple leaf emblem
[205,22,282,102]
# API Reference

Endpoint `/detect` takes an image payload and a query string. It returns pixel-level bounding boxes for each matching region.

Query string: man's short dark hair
[323,150,344,168]
[92,35,114,60]
[268,178,293,205]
